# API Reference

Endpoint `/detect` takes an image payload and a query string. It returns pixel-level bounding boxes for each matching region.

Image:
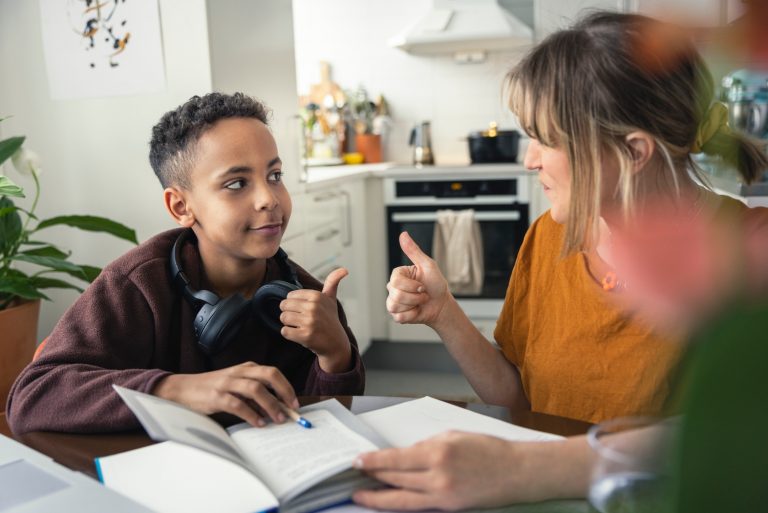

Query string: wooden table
[15,396,593,512]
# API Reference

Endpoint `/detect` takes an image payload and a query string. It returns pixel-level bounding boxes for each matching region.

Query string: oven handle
[391,211,521,222]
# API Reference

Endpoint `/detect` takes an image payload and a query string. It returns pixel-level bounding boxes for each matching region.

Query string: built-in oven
[384,172,530,342]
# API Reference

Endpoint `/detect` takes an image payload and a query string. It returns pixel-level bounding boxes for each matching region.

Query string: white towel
[432,209,484,295]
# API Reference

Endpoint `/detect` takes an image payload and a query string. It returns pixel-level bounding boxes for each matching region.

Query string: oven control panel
[395,179,517,199]
[385,175,529,206]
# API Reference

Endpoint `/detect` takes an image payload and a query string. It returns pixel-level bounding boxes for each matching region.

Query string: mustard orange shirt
[494,212,685,424]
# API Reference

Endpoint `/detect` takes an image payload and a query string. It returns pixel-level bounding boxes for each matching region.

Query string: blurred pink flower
[609,198,768,332]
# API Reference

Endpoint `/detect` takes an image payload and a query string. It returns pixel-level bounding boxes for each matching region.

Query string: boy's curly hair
[149,92,271,188]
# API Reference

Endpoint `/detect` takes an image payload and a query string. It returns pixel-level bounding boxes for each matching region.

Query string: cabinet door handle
[339,189,352,247]
[315,228,340,242]
[313,191,338,202]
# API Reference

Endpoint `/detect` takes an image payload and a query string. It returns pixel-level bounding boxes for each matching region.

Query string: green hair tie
[691,102,730,154]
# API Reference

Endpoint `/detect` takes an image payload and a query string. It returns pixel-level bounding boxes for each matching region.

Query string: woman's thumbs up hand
[386,232,451,328]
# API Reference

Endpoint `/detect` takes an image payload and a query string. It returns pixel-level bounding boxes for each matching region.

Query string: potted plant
[0,118,137,410]
[346,87,391,164]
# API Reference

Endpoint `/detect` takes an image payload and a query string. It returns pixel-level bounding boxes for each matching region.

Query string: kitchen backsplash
[292,0,531,165]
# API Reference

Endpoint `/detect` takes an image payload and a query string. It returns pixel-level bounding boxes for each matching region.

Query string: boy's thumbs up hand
[386,231,451,328]
[280,268,352,374]
[322,267,349,300]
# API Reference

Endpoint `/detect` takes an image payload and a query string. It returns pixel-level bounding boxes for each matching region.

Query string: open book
[96,386,389,513]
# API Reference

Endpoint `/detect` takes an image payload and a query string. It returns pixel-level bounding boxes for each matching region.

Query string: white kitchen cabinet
[334,179,377,355]
[629,0,745,26]
[536,0,744,37]
[300,185,346,272]
[284,178,372,354]
[303,222,345,274]
[280,227,306,266]
[304,188,346,238]
[283,186,342,277]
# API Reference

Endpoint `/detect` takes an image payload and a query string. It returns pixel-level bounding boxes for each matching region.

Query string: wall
[0,0,212,338]
[206,0,303,198]
[291,0,532,165]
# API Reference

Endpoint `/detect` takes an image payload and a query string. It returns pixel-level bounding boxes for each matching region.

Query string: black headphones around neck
[169,229,302,355]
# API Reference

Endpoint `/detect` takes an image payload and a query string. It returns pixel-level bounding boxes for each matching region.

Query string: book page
[230,408,378,503]
[358,396,563,448]
[112,385,248,468]
[97,441,278,513]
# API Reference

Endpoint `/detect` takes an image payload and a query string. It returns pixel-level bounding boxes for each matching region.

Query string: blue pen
[279,402,313,429]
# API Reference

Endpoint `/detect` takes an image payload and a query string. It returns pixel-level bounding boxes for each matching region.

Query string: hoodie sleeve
[6,268,172,435]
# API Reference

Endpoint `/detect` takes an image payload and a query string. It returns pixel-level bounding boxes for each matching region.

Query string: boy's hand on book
[353,431,530,510]
[387,232,451,329]
[279,268,352,374]
[152,362,299,427]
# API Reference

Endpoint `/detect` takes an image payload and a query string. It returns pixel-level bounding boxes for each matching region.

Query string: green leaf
[0,197,23,255]
[20,245,70,259]
[75,264,102,282]
[0,206,18,218]
[0,278,49,301]
[0,176,25,198]
[35,215,138,244]
[0,135,24,166]
[12,253,83,273]
[1,268,29,279]
[29,276,84,293]
[48,264,102,283]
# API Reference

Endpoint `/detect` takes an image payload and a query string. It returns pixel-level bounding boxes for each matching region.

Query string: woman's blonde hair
[506,11,768,254]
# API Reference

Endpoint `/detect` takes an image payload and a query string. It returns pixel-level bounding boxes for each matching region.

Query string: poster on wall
[39,0,166,100]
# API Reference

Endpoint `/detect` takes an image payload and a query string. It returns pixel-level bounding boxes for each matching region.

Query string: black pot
[468,129,520,163]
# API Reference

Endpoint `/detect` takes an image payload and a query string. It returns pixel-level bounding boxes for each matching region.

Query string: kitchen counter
[305,162,533,186]
[305,162,395,185]
[695,155,768,207]
[705,172,768,198]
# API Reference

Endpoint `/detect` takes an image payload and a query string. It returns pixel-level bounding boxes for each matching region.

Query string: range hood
[388,0,533,55]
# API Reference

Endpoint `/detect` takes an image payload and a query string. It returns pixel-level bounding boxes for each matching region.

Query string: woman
[353,11,768,511]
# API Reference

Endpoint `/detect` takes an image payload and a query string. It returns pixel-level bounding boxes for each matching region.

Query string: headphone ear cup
[252,280,301,333]
[196,294,250,355]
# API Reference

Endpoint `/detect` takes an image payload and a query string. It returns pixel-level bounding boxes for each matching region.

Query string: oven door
[387,203,529,299]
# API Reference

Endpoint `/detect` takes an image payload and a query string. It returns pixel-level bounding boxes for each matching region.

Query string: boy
[7,93,364,435]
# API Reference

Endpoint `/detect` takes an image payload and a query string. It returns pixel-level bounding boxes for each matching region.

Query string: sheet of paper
[97,441,278,513]
[358,396,563,448]
[231,409,378,503]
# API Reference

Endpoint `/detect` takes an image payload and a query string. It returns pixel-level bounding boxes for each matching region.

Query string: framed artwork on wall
[39,0,166,100]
